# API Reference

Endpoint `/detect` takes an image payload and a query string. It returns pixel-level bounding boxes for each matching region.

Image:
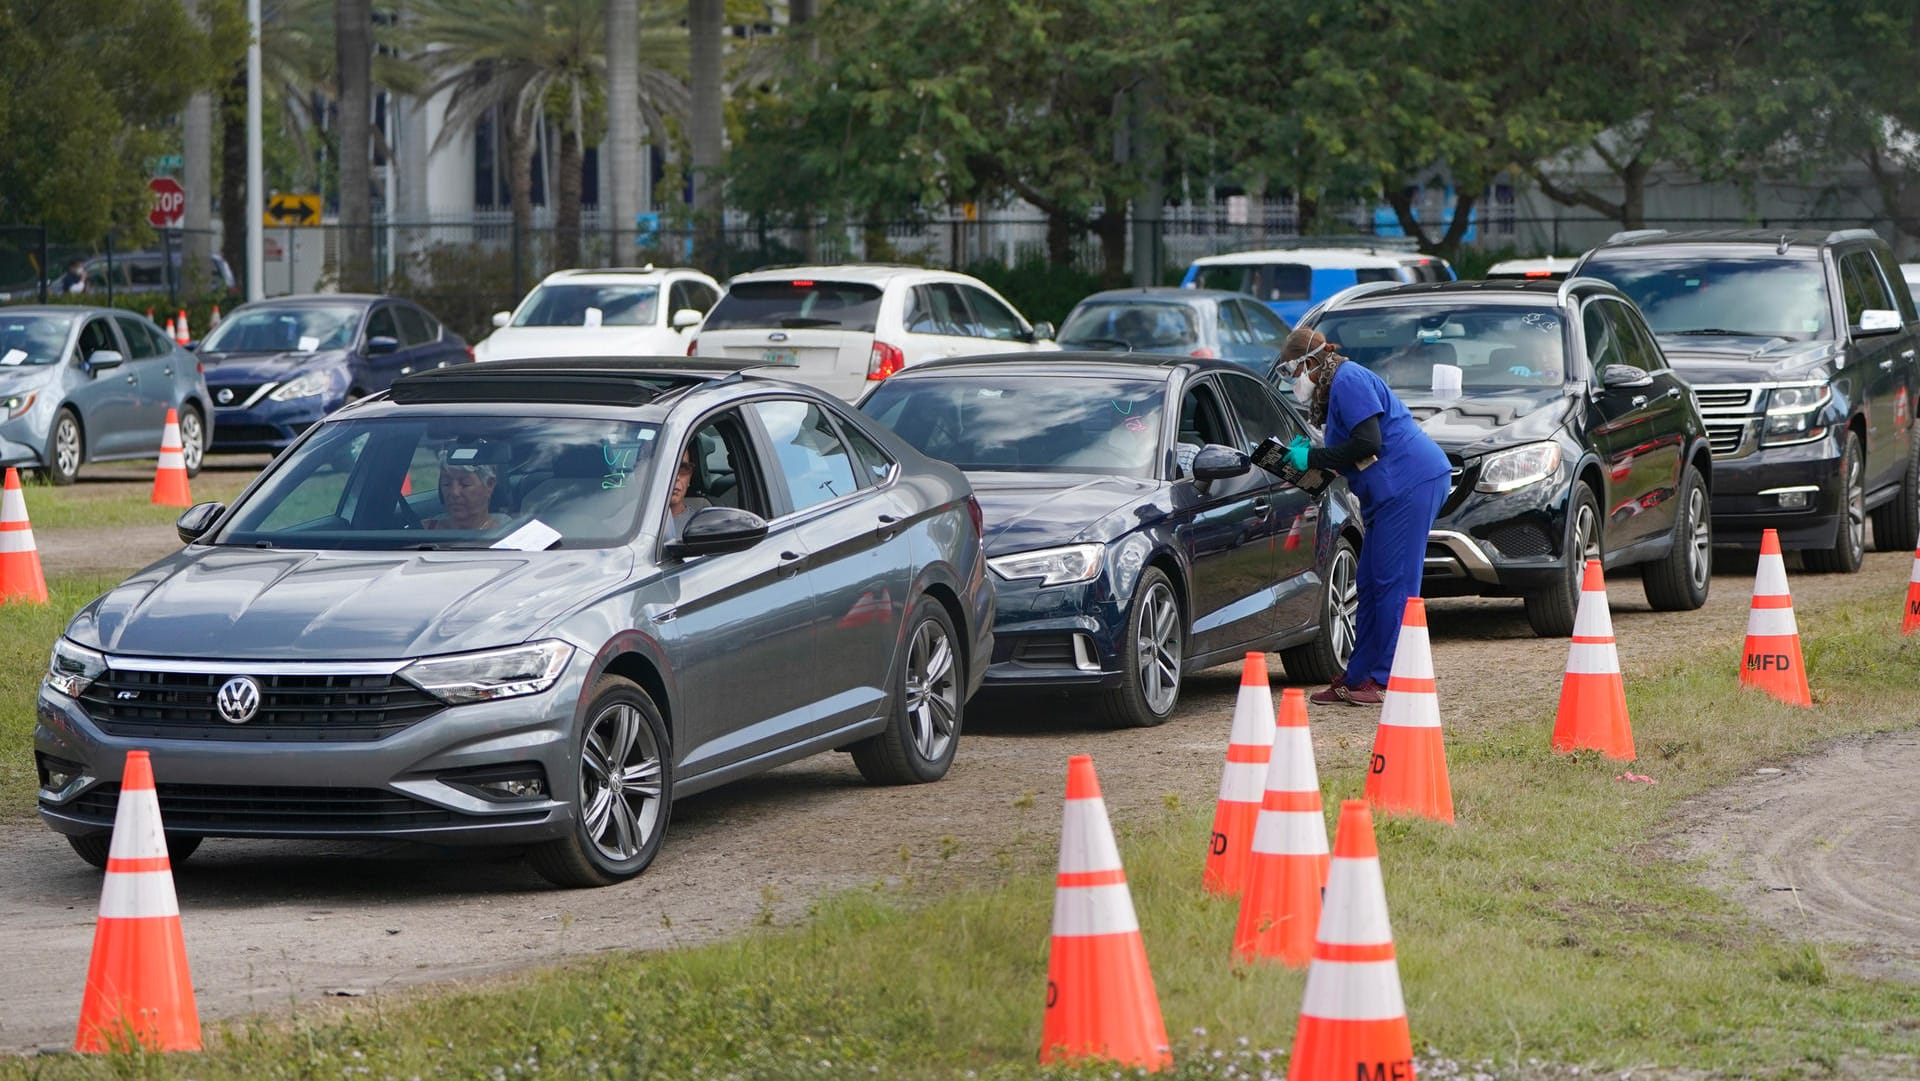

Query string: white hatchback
[689,265,1056,400]
[473,266,723,362]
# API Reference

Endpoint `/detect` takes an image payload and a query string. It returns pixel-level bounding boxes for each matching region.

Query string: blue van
[1180,246,1455,325]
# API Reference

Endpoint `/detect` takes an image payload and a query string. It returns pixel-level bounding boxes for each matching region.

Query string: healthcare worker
[1275,328,1450,706]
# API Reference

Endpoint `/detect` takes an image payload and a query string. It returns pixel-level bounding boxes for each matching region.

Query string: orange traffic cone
[1233,687,1329,966]
[1286,800,1414,1081]
[400,473,413,496]
[150,409,192,508]
[1364,597,1454,823]
[1551,560,1635,760]
[175,310,190,346]
[1,467,49,604]
[145,307,155,322]
[74,751,200,1053]
[1741,528,1810,707]
[163,315,177,342]
[1903,544,1920,636]
[1040,755,1171,1072]
[1283,513,1305,551]
[1205,653,1277,896]
[208,304,222,329]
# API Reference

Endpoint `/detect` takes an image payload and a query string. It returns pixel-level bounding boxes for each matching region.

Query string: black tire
[67,832,202,869]
[1096,566,1183,727]
[44,407,82,485]
[177,404,206,478]
[1805,431,1866,574]
[1641,464,1712,611]
[1869,432,1920,553]
[528,675,672,888]
[1524,483,1601,637]
[851,596,963,785]
[1281,533,1358,684]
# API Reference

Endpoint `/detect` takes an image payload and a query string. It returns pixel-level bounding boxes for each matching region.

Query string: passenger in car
[663,446,711,541]
[424,455,502,531]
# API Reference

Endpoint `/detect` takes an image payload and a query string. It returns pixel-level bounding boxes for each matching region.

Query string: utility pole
[246,0,264,301]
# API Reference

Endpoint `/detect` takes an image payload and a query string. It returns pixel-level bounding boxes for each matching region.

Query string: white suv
[473,266,723,362]
[690,265,1056,400]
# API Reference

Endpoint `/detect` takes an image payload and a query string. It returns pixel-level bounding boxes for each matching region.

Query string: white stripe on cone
[1378,684,1441,729]
[1250,810,1330,856]
[108,788,170,860]
[157,449,186,470]
[1299,961,1408,1021]
[99,871,182,919]
[1386,621,1433,680]
[1753,552,1791,598]
[1052,883,1141,937]
[1059,800,1123,873]
[1315,858,1394,945]
[1267,727,1319,792]
[1746,607,1799,637]
[0,528,36,554]
[1216,761,1267,801]
[1565,641,1621,674]
[1,484,29,523]
[1226,679,1277,747]
[1571,585,1614,639]
[1910,553,1920,585]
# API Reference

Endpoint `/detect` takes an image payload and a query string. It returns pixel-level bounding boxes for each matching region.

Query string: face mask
[1292,371,1315,404]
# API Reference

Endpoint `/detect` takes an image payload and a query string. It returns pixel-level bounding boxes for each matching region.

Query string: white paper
[490,519,562,552]
[1431,363,1463,396]
[583,307,603,327]
[297,335,321,352]
[0,349,24,366]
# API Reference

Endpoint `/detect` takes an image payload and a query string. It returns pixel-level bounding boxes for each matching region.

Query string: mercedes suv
[1575,229,1920,570]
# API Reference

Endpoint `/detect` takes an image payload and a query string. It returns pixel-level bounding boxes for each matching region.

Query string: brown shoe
[1308,679,1347,706]
[1341,678,1386,706]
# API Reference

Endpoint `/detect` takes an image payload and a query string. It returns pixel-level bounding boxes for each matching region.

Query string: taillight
[965,494,984,538]
[464,346,475,362]
[687,338,698,357]
[1524,269,1552,278]
[866,341,905,380]
[1189,347,1217,359]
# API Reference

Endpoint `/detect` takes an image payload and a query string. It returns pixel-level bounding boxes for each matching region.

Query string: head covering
[1280,328,1346,426]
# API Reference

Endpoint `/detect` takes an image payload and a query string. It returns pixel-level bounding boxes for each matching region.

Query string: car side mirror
[1024,321,1055,342]
[1599,364,1653,390]
[176,501,225,544]
[671,308,704,330]
[366,335,400,355]
[83,349,124,373]
[491,311,512,329]
[1191,443,1252,488]
[665,506,769,559]
[1855,308,1902,336]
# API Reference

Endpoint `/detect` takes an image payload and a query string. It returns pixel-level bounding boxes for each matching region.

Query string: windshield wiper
[1671,328,1765,336]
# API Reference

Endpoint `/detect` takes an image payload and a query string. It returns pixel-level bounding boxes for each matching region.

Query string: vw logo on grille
[215,387,234,405]
[215,676,262,724]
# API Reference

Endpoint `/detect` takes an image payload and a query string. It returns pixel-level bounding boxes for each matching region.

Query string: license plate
[762,348,797,366]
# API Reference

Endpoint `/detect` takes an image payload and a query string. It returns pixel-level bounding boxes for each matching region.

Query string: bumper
[34,670,587,846]
[1703,438,1842,550]
[1421,467,1573,597]
[981,577,1127,691]
[209,396,331,452]
[0,434,45,471]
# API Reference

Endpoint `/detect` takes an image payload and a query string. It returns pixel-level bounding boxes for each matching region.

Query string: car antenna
[1776,234,1792,255]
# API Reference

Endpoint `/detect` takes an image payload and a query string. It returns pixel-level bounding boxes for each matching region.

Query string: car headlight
[45,638,105,698]
[1761,383,1832,447]
[1474,442,1562,494]
[987,543,1105,586]
[3,392,36,419]
[398,640,573,704]
[268,371,331,402]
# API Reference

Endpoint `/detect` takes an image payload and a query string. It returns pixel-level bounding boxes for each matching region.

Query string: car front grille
[1691,387,1757,411]
[80,668,442,742]
[211,383,267,409]
[1690,383,1763,460]
[1486,522,1553,559]
[1704,420,1749,456]
[67,783,456,832]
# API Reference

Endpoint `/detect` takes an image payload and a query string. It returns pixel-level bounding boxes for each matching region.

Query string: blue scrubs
[1322,362,1451,686]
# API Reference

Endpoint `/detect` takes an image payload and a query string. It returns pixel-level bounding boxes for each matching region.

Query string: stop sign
[148,177,185,228]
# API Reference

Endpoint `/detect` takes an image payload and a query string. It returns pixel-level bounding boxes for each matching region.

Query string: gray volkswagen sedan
[0,307,212,483]
[36,359,992,887]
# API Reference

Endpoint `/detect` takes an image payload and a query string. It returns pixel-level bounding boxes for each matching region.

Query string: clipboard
[1251,436,1335,495]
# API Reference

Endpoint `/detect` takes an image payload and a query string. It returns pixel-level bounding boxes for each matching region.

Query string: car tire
[67,832,202,869]
[1869,432,1920,553]
[1281,533,1358,685]
[1524,482,1601,637]
[850,596,963,785]
[1097,566,1183,728]
[528,675,672,889]
[44,407,83,486]
[1805,431,1866,574]
[1641,464,1711,611]
[177,404,206,478]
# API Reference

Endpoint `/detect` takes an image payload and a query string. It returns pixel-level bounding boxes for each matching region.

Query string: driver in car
[424,451,501,531]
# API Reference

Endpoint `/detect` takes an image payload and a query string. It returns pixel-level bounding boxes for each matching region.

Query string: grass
[15,469,254,532]
[7,598,1919,1079]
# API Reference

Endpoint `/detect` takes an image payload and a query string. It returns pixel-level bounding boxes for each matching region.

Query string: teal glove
[1286,435,1310,472]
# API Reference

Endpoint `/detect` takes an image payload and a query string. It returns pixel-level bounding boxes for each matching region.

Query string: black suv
[1295,279,1715,636]
[1574,229,1920,571]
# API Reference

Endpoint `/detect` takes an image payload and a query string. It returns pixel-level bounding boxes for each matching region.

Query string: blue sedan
[1056,287,1293,375]
[195,294,469,453]
[861,354,1362,726]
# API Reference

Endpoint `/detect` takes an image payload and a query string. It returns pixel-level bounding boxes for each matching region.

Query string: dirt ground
[2,475,1916,1054]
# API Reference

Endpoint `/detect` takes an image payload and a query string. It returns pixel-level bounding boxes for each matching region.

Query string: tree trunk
[1045,211,1073,268]
[181,0,214,297]
[335,0,375,290]
[1433,190,1479,260]
[557,124,583,268]
[689,0,725,273]
[508,111,535,238]
[1385,184,1433,251]
[1620,158,1649,231]
[606,0,640,260]
[1096,190,1128,285]
[220,67,249,295]
[1297,193,1319,237]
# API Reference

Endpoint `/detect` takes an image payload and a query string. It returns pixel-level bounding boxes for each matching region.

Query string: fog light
[1777,491,1810,509]
[477,777,546,799]
[440,762,549,802]
[37,754,83,793]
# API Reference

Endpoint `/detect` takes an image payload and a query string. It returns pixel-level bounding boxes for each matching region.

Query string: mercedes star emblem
[215,676,262,724]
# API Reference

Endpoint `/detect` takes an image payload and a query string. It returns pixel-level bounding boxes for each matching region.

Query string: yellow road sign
[263,193,321,227]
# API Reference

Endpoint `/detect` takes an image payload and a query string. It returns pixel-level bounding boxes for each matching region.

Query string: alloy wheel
[1327,545,1359,669]
[1844,446,1865,564]
[1685,485,1711,592]
[54,416,80,477]
[1135,581,1182,715]
[579,701,664,863]
[904,617,958,763]
[178,410,204,473]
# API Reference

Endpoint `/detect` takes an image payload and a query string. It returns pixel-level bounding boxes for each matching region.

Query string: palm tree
[335,0,374,289]
[606,0,640,255]
[688,0,723,269]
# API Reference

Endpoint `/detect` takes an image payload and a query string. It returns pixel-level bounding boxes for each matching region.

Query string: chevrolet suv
[1575,230,1920,570]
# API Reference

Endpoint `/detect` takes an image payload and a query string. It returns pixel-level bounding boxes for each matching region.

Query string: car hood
[1653,335,1838,383]
[965,471,1157,555]
[1400,387,1574,457]
[478,326,671,359]
[68,546,634,660]
[198,350,348,383]
[0,365,55,393]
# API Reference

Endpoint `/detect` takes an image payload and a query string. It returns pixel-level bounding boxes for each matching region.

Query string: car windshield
[1193,263,1312,302]
[214,415,662,550]
[1057,302,1200,351]
[702,280,884,332]
[512,283,659,327]
[861,375,1165,477]
[0,313,76,366]
[1313,305,1572,392]
[202,305,362,353]
[1577,254,1833,340]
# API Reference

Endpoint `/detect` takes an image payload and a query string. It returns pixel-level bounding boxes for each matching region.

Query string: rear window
[861,375,1166,477]
[1193,263,1312,302]
[1057,301,1200,351]
[1354,267,1403,284]
[703,280,885,332]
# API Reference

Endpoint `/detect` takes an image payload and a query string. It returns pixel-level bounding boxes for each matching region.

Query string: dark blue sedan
[195,294,470,453]
[1055,287,1293,376]
[860,354,1362,726]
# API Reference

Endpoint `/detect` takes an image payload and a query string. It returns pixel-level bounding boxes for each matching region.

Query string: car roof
[880,352,1254,381]
[534,266,709,285]
[724,264,983,287]
[1189,248,1415,269]
[1320,279,1583,309]
[1073,287,1239,304]
[1590,228,1882,252]
[1485,256,1577,275]
[231,293,387,307]
[380,357,811,411]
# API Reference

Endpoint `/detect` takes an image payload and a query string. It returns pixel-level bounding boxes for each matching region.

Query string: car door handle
[125,375,139,385]
[1882,359,1898,371]
[1630,394,1647,408]
[1250,499,1271,513]
[876,513,901,538]
[776,550,804,578]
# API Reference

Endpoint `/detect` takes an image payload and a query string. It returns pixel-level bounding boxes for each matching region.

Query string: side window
[1841,250,1896,324]
[1582,300,1625,374]
[1219,372,1298,455]
[749,399,861,512]
[143,321,176,356]
[957,285,1024,340]
[1354,267,1401,284]
[1620,307,1668,372]
[690,282,720,313]
[76,318,119,362]
[366,305,399,343]
[837,417,896,486]
[683,412,766,518]
[1239,301,1290,346]
[112,315,161,359]
[395,305,436,346]
[1257,264,1313,301]
[906,283,970,337]
[1215,300,1252,346]
[1871,248,1918,322]
[1604,301,1657,373]
[1177,381,1234,448]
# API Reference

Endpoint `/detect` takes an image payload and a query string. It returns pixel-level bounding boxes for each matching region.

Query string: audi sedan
[37,359,992,887]
[860,354,1362,727]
